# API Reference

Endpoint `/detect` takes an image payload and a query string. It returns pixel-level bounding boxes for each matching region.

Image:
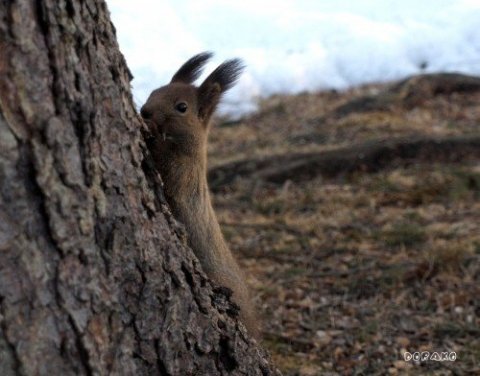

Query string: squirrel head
[141,52,244,159]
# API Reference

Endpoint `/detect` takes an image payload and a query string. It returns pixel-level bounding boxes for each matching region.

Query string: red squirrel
[141,53,258,337]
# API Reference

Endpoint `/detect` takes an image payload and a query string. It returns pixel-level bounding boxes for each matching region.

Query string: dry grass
[210,76,480,375]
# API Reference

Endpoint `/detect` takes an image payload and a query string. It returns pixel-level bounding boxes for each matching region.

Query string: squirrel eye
[175,102,188,113]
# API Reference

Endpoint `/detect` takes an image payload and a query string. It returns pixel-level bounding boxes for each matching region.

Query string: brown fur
[141,53,259,337]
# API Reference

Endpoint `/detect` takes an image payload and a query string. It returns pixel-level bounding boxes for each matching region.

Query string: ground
[208,74,480,375]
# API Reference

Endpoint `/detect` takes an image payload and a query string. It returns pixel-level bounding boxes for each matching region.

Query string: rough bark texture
[209,135,480,187]
[0,1,277,375]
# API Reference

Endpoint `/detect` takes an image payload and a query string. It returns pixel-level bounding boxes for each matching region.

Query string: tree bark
[0,1,277,375]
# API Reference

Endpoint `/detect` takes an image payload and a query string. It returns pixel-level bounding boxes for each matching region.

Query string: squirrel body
[141,53,258,337]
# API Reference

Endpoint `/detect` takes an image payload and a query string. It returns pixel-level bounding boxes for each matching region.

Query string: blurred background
[108,0,480,117]
[108,1,480,375]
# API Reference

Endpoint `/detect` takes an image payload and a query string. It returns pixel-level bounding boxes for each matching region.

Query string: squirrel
[141,52,259,338]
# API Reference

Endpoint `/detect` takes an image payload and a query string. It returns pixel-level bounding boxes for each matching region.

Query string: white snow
[107,0,480,118]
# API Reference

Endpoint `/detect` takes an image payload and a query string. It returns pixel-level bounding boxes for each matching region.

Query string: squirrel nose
[140,106,152,120]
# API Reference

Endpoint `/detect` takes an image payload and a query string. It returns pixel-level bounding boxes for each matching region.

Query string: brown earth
[208,73,480,375]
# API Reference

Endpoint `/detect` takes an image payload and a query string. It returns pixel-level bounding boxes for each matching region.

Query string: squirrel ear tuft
[170,52,213,84]
[197,59,244,123]
[201,59,244,93]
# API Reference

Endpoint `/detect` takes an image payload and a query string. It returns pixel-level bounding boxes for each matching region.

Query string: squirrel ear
[197,59,244,123]
[170,52,213,84]
[198,82,222,122]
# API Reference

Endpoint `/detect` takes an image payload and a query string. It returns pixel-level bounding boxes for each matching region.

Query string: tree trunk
[0,1,276,375]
